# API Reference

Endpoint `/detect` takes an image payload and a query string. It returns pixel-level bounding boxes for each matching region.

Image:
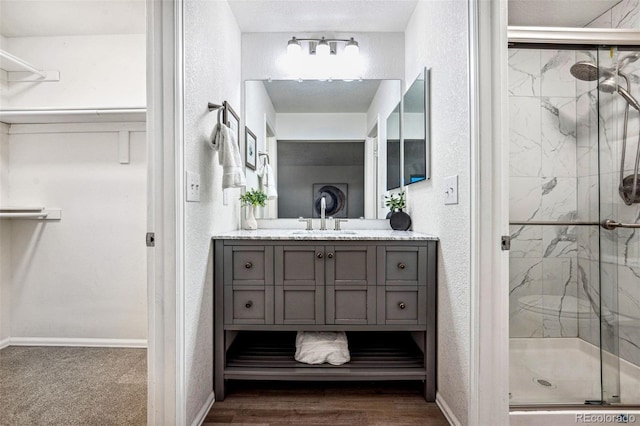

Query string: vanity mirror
[245,79,401,219]
[386,102,401,190]
[402,68,429,185]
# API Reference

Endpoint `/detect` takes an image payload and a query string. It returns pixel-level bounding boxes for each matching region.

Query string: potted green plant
[239,188,267,230]
[384,191,411,231]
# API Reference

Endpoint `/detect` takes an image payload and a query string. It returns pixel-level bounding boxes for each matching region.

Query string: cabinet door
[274,245,325,324]
[325,245,376,324]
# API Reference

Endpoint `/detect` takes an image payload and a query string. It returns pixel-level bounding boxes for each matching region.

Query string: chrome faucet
[320,196,327,230]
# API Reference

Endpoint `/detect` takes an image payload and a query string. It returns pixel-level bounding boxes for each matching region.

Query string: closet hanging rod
[0,49,46,78]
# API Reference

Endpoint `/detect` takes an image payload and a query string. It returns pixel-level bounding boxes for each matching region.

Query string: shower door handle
[601,219,640,230]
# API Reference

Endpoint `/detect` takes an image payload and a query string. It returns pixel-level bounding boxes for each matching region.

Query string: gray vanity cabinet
[214,238,437,403]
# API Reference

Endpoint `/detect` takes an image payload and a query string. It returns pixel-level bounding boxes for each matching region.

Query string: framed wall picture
[223,100,240,146]
[245,127,257,170]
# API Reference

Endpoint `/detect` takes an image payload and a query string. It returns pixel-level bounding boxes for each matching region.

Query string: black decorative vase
[389,209,411,231]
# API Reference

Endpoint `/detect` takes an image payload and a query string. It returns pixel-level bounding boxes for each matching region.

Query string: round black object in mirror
[389,211,411,231]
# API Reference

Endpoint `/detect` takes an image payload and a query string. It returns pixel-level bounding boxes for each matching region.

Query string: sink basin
[291,230,358,235]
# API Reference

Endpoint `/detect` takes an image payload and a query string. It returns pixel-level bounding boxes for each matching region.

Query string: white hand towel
[256,159,278,199]
[209,123,246,189]
[294,331,350,365]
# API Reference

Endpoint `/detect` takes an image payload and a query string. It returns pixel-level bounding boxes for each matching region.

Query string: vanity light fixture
[287,37,302,56]
[286,36,360,58]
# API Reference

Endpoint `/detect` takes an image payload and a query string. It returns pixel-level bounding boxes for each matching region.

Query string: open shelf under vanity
[224,331,427,381]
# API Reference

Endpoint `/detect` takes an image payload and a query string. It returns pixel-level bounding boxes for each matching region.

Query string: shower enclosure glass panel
[598,46,640,406]
[509,44,640,406]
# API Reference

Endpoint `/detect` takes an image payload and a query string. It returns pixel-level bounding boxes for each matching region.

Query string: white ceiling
[0,0,145,37]
[508,0,621,27]
[261,79,392,113]
[0,0,621,39]
[227,0,419,32]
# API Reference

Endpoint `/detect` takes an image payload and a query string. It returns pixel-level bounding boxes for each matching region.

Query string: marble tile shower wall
[586,0,640,367]
[508,48,596,339]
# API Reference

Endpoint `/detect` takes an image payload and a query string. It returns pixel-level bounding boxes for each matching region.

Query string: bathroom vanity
[213,230,438,401]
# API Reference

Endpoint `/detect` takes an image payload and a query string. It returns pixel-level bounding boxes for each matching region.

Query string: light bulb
[287,37,302,56]
[344,37,359,57]
[316,38,330,58]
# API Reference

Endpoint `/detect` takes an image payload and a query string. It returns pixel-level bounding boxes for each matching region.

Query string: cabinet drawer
[224,246,273,285]
[377,286,426,325]
[225,288,274,324]
[378,246,427,286]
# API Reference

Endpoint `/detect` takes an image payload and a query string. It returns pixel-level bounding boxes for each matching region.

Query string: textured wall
[404,1,470,423]
[0,124,10,344]
[2,34,145,109]
[183,0,242,423]
[6,127,147,340]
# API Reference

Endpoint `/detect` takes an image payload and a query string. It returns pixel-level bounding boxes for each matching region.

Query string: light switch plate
[444,175,458,205]
[186,171,200,202]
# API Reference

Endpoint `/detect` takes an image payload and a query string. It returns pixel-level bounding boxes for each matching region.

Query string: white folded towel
[209,123,246,189]
[294,331,350,365]
[256,158,278,199]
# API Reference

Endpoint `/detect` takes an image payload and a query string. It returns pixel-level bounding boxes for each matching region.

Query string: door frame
[146,0,185,424]
[468,0,510,425]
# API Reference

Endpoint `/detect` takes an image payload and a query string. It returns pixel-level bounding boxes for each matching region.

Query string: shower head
[570,61,640,111]
[569,61,609,81]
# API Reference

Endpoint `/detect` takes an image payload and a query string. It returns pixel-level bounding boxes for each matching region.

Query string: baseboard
[0,337,10,350]
[8,337,147,348]
[191,391,215,426]
[436,392,462,426]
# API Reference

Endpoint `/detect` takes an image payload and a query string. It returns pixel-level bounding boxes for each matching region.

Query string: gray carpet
[0,346,146,426]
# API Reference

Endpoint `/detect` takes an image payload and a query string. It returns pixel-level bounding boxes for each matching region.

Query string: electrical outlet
[186,171,200,202]
[444,175,458,205]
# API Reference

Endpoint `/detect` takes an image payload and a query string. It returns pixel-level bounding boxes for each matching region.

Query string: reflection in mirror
[403,68,428,185]
[244,79,401,219]
[386,103,401,190]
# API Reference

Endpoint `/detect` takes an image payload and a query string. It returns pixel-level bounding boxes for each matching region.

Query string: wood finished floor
[204,381,449,425]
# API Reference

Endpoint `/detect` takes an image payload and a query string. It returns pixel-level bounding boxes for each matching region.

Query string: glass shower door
[598,46,640,406]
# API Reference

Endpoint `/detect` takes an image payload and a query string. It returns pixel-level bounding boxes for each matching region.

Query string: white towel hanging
[209,122,246,189]
[256,156,277,199]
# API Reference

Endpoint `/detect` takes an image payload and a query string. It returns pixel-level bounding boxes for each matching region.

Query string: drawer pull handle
[317,252,324,259]
[327,252,334,259]
[245,301,253,309]
[398,262,406,269]
[398,302,406,310]
[245,262,253,269]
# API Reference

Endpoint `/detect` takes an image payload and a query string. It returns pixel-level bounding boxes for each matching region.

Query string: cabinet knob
[245,301,253,309]
[398,262,406,269]
[245,262,252,269]
[317,252,324,259]
[327,252,334,259]
[398,302,406,310]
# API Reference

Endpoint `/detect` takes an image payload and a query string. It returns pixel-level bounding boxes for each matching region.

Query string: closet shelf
[0,108,146,124]
[0,207,62,220]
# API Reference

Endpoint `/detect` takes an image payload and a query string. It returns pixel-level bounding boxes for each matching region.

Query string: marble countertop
[212,229,438,241]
